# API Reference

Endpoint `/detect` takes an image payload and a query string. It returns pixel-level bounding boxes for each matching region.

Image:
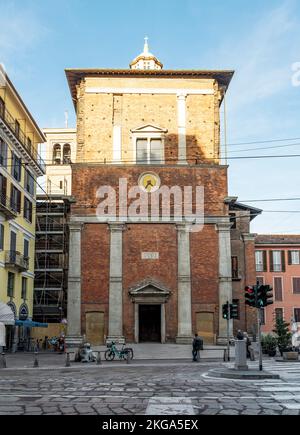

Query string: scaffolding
[33,194,71,323]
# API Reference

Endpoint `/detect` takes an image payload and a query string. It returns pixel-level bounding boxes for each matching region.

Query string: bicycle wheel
[104,350,115,361]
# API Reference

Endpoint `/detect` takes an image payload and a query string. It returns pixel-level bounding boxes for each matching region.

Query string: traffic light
[230,302,239,319]
[245,286,255,307]
[260,285,274,307]
[222,303,229,319]
[256,285,265,308]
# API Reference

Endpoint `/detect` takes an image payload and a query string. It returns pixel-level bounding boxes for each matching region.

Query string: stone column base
[217,336,234,345]
[65,335,84,351]
[106,336,126,345]
[176,336,193,345]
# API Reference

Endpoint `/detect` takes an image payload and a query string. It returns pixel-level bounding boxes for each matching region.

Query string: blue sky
[1,0,300,233]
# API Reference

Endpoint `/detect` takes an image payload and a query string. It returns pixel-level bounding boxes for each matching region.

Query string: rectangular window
[294,308,300,323]
[256,277,264,286]
[15,120,20,138]
[0,97,5,118]
[0,138,7,167]
[136,138,148,164]
[274,277,283,301]
[275,308,283,321]
[255,251,266,272]
[0,173,7,206]
[21,277,27,300]
[24,239,29,259]
[231,256,239,279]
[293,277,300,294]
[260,308,265,325]
[10,231,16,252]
[288,251,300,265]
[7,272,15,297]
[10,186,21,213]
[150,138,163,164]
[24,197,32,222]
[0,224,4,250]
[24,169,34,195]
[229,213,236,229]
[270,251,285,272]
[11,152,22,182]
[27,137,32,153]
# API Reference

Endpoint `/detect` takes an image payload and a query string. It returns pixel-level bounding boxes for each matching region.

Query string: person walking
[192,334,202,362]
[244,332,252,359]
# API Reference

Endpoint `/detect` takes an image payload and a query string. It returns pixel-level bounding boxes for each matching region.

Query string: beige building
[43,128,77,195]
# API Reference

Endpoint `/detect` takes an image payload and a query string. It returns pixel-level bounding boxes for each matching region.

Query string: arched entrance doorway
[129,279,171,343]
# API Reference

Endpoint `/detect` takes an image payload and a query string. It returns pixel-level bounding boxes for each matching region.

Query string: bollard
[96,351,102,365]
[126,351,130,364]
[65,352,71,367]
[1,353,6,369]
[223,349,228,362]
[196,350,200,362]
[33,352,39,368]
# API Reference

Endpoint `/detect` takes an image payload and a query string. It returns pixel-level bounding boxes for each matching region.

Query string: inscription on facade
[141,252,159,260]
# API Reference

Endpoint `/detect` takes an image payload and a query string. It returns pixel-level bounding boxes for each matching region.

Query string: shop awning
[15,320,48,328]
[0,302,15,325]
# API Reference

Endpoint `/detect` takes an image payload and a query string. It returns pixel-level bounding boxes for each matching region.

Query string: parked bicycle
[104,342,134,361]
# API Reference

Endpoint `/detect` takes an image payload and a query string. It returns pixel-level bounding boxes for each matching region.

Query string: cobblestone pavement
[0,360,300,415]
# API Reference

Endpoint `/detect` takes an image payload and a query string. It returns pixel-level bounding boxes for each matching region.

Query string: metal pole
[65,352,71,367]
[33,351,39,368]
[227,300,230,361]
[96,351,102,365]
[258,308,263,371]
[1,353,6,369]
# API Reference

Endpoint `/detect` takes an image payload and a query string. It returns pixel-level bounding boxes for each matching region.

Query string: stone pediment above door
[128,279,171,304]
[130,125,168,134]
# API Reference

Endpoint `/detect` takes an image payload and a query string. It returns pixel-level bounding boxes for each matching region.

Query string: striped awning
[0,302,15,325]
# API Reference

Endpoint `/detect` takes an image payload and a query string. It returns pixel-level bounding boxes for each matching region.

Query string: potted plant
[261,334,277,357]
[273,317,296,359]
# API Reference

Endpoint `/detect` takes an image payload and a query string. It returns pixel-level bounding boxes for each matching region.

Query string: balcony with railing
[0,193,17,220]
[0,105,45,175]
[5,250,29,271]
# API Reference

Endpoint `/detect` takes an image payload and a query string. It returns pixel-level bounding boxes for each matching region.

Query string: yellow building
[0,65,45,351]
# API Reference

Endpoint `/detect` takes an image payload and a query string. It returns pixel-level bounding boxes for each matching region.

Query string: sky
[0,0,300,234]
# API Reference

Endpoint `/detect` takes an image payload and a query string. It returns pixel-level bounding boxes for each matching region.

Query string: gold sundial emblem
[139,172,161,193]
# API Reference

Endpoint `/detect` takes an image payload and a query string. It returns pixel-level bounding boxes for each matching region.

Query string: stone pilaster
[217,221,233,344]
[66,223,83,347]
[107,223,125,341]
[176,223,192,343]
[177,93,187,165]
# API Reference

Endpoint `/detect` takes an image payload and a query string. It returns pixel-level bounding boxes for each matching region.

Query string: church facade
[65,41,257,345]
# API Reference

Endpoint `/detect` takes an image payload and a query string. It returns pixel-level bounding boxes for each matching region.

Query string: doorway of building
[85,312,104,345]
[196,312,215,344]
[139,305,161,342]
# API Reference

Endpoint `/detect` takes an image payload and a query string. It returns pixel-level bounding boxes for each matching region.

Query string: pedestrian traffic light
[230,302,239,319]
[256,285,265,308]
[222,303,229,319]
[245,286,255,307]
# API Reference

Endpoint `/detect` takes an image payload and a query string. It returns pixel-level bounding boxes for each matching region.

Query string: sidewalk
[0,343,228,370]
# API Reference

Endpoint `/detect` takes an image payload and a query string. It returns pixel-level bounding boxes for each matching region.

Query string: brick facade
[65,67,263,345]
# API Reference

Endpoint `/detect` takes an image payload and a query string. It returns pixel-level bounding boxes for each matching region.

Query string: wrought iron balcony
[0,193,17,220]
[0,105,45,175]
[5,250,29,271]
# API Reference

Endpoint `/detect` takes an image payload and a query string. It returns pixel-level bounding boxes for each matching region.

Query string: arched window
[63,144,71,164]
[53,144,61,164]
